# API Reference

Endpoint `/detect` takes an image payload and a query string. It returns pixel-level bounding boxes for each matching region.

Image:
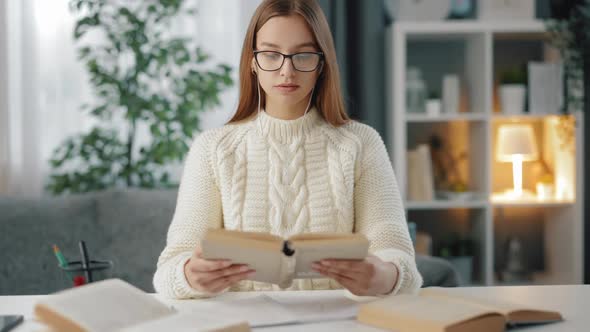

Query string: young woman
[154,0,422,299]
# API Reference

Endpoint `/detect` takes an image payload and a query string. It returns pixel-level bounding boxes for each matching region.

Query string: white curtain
[0,0,261,197]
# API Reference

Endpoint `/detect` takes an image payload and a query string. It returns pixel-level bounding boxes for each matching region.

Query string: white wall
[194,0,261,129]
[1,0,261,196]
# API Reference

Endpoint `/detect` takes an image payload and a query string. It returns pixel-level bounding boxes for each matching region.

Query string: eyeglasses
[253,50,324,72]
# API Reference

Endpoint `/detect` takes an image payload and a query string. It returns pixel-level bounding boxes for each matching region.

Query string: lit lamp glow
[495,124,539,199]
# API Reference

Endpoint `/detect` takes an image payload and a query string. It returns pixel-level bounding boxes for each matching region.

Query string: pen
[52,244,69,268]
[54,244,77,284]
[79,240,91,283]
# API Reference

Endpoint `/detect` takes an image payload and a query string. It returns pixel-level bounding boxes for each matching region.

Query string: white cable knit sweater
[153,107,423,299]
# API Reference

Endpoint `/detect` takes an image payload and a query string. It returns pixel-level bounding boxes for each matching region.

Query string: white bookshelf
[405,200,489,210]
[406,113,488,123]
[386,20,584,286]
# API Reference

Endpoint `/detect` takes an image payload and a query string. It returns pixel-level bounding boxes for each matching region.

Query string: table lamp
[495,124,538,199]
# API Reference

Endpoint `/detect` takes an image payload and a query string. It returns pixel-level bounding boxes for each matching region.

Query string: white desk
[1,285,588,331]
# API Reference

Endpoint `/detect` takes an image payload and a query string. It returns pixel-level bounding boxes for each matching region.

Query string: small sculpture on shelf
[536,173,555,200]
[428,135,472,200]
[531,157,556,200]
[442,74,460,114]
[499,236,531,284]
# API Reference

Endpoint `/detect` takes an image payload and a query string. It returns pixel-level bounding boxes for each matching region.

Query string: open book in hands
[201,229,370,288]
[357,287,563,332]
[33,279,250,332]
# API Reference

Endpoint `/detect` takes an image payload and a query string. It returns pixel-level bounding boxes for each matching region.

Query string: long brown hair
[227,0,349,126]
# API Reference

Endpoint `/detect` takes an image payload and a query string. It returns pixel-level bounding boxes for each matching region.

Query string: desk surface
[2,285,589,331]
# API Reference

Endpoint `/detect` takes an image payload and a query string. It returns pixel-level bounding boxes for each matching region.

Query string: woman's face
[253,15,322,111]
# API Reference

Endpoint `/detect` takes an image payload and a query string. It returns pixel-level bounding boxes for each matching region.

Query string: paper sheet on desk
[172,293,359,328]
[265,292,360,323]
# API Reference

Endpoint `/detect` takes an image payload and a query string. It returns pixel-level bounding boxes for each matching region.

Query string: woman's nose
[280,57,296,77]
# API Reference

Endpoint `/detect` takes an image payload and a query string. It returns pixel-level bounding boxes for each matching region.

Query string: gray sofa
[0,189,459,295]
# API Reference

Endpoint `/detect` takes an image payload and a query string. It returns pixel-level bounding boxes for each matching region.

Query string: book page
[357,294,503,331]
[420,287,562,323]
[288,233,363,242]
[168,292,359,327]
[206,229,283,243]
[34,279,175,331]
[290,236,369,278]
[203,229,284,252]
[266,291,360,323]
[201,239,284,284]
[168,294,298,328]
[119,311,250,332]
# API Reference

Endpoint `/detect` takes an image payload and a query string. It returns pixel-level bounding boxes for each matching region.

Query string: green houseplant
[544,1,590,154]
[546,0,590,115]
[47,0,233,194]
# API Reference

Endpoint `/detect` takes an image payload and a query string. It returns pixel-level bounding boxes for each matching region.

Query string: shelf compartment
[406,34,488,116]
[491,116,577,203]
[408,208,489,286]
[491,205,581,286]
[406,121,489,198]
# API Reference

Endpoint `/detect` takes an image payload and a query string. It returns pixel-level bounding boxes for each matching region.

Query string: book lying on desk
[34,279,250,332]
[201,229,369,288]
[357,287,563,332]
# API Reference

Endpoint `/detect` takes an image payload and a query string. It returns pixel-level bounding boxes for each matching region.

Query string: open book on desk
[357,287,563,332]
[33,279,249,332]
[201,229,369,288]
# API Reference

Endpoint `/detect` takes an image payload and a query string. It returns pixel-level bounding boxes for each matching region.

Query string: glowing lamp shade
[496,124,539,197]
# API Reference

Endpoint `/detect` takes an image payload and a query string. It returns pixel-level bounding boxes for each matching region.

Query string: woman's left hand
[311,255,399,296]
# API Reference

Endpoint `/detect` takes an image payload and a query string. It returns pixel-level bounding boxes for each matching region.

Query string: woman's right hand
[184,244,255,294]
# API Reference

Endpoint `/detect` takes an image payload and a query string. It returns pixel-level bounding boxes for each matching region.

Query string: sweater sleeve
[352,125,423,296]
[153,131,224,299]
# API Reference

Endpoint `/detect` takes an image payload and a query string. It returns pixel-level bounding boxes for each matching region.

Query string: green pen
[53,244,76,283]
[53,244,69,268]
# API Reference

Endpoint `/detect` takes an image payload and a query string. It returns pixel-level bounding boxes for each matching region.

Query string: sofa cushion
[0,194,98,295]
[94,189,177,292]
[416,254,461,287]
[0,188,460,295]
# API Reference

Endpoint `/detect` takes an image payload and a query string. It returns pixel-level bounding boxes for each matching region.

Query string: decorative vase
[442,75,460,113]
[406,67,427,113]
[499,84,526,114]
[426,99,442,116]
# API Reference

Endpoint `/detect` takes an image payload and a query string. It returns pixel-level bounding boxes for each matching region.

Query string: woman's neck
[264,94,312,120]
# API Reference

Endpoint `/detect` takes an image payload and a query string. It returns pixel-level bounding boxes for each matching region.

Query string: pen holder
[59,260,114,286]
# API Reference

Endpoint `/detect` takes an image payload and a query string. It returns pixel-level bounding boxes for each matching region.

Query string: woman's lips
[275,84,300,93]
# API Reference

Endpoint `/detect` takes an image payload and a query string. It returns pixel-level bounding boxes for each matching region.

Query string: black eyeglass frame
[253,50,324,72]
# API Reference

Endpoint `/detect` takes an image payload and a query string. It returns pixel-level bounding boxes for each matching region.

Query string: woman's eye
[262,53,280,61]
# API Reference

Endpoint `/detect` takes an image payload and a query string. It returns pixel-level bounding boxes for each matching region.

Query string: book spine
[278,241,296,289]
